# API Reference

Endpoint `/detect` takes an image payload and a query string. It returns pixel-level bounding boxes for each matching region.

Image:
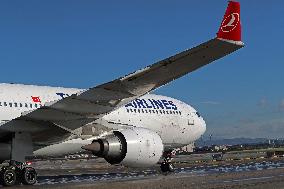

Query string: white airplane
[0,1,243,186]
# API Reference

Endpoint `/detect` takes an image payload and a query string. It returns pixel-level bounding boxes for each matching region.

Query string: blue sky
[0,1,283,139]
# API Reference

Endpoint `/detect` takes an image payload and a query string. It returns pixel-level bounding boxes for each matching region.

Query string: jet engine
[82,128,164,167]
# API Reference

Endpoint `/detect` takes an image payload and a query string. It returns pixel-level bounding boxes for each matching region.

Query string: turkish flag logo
[221,13,239,33]
[31,96,41,103]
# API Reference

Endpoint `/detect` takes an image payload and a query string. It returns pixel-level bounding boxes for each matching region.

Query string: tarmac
[23,168,284,189]
[5,154,284,189]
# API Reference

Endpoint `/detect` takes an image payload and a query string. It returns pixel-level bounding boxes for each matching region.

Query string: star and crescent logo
[221,13,239,33]
[31,96,41,103]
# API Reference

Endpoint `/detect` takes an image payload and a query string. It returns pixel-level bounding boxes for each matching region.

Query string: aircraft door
[187,112,194,126]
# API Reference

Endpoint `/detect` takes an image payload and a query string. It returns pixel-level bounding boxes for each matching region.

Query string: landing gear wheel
[160,162,175,173]
[160,149,175,173]
[0,168,17,186]
[21,167,37,185]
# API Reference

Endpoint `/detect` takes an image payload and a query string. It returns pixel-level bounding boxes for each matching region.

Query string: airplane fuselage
[0,83,206,157]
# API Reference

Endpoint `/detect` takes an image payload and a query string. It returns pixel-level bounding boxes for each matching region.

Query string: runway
[24,169,284,189]
[36,160,284,185]
[6,157,284,188]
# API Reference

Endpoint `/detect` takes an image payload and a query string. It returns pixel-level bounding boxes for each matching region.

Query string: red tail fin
[217,1,241,41]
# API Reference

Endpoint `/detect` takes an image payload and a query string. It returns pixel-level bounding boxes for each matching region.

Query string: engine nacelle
[82,128,164,167]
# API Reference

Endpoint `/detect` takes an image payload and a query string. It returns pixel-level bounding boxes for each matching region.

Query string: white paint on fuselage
[0,83,81,123]
[101,94,206,148]
[0,83,206,157]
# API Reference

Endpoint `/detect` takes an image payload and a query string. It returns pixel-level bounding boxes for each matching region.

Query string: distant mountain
[196,138,269,147]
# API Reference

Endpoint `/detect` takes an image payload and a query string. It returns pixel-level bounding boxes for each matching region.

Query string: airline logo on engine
[221,13,239,33]
[125,99,177,110]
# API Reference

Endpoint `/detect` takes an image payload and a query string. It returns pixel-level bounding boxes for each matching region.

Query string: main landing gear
[160,150,175,173]
[0,161,37,187]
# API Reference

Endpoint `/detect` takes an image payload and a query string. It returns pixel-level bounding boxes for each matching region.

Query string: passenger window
[0,102,1,106]
[30,104,33,108]
[25,103,28,108]
[35,104,38,108]
[4,102,7,106]
[9,103,12,107]
[14,103,17,107]
[19,103,22,107]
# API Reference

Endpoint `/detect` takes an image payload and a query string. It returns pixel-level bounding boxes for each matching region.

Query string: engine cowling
[82,128,164,167]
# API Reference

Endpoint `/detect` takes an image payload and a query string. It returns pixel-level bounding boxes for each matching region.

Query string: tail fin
[217,1,241,41]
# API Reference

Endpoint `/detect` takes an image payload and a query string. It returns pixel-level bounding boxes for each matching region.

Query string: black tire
[160,162,175,173]
[21,167,37,185]
[0,168,17,186]
[160,162,168,172]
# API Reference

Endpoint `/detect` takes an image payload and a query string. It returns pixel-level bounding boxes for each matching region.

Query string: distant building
[212,145,228,152]
[180,142,195,153]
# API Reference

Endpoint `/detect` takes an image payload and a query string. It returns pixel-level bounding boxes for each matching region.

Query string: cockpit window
[196,112,201,117]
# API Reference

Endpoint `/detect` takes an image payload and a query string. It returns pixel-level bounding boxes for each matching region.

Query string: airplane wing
[0,1,244,146]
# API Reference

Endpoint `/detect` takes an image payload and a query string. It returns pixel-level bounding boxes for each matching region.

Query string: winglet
[217,1,242,42]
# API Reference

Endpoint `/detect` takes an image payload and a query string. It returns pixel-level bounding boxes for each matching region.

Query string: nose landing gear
[160,150,175,173]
